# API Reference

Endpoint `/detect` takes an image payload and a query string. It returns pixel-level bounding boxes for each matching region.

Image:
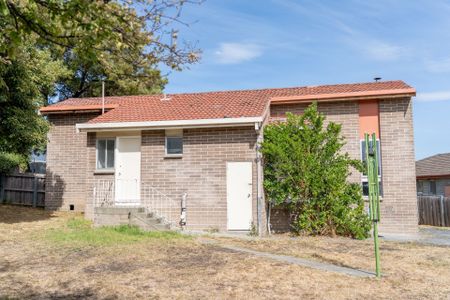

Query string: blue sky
[163,0,450,159]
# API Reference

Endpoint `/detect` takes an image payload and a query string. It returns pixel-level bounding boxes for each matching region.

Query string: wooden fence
[0,173,45,208]
[417,195,450,227]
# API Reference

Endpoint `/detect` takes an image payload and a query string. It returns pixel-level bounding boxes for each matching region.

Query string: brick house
[40,80,418,235]
[416,153,450,197]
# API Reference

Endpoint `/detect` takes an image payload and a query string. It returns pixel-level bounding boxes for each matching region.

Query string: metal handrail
[93,179,182,227]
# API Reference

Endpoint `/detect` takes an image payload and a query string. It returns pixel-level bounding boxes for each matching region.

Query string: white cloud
[362,40,407,61]
[215,43,262,64]
[416,91,450,102]
[425,57,450,73]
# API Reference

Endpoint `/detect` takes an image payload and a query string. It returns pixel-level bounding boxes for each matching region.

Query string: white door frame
[115,136,141,206]
[226,161,253,230]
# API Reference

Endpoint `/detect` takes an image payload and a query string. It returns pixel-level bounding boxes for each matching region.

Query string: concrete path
[200,239,375,278]
[419,227,450,246]
[382,226,450,247]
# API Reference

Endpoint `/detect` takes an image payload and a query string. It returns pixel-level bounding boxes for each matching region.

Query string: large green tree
[1,0,201,99]
[0,0,201,172]
[0,40,69,173]
[261,103,371,239]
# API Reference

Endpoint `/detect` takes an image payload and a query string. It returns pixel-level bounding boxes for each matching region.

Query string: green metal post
[365,133,381,278]
[373,220,380,278]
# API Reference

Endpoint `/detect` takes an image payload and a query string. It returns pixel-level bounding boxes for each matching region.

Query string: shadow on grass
[0,204,57,224]
[0,171,67,224]
[0,284,99,300]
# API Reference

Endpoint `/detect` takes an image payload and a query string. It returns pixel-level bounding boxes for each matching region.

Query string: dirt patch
[0,204,58,224]
[84,261,143,274]
[1,205,450,299]
[208,234,450,298]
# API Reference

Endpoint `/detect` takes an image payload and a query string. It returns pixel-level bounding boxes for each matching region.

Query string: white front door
[227,162,253,230]
[115,136,141,205]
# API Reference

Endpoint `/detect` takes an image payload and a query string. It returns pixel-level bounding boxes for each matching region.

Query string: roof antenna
[101,79,105,114]
[374,77,382,82]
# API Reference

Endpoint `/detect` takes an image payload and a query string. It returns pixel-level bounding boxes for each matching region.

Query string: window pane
[417,181,423,194]
[97,140,106,169]
[361,140,381,176]
[167,137,183,154]
[362,181,369,196]
[430,181,436,195]
[362,181,383,197]
[106,140,115,168]
[361,141,367,175]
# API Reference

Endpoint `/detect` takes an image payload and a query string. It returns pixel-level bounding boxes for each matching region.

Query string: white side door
[227,162,253,230]
[115,136,141,205]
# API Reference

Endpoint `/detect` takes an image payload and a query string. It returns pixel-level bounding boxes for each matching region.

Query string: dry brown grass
[209,233,450,299]
[0,205,449,299]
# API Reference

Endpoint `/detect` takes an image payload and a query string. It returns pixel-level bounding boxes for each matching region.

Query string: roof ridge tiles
[55,80,410,103]
[40,80,415,124]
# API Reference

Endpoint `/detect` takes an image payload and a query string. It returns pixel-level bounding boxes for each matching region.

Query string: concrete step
[132,213,164,226]
[94,206,172,231]
[139,223,171,231]
[95,206,143,215]
[129,214,171,231]
[140,212,165,223]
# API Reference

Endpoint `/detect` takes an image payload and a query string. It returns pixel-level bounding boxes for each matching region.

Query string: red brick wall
[269,101,360,232]
[47,119,261,231]
[378,98,418,234]
[271,101,360,180]
[269,99,418,235]
[140,127,258,231]
[45,113,98,211]
[46,97,418,235]
[84,132,115,220]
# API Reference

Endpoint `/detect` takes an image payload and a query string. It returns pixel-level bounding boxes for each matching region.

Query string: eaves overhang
[76,117,264,132]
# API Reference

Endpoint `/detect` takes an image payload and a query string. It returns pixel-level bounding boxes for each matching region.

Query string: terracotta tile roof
[416,153,450,178]
[39,104,119,112]
[40,80,415,123]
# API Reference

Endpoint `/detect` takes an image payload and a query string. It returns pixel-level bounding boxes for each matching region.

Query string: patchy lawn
[0,205,449,299]
[45,217,187,247]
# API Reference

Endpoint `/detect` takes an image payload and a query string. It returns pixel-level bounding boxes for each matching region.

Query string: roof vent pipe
[161,93,171,101]
[101,79,105,114]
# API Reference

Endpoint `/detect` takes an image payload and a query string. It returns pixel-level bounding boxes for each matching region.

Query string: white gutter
[76,117,264,132]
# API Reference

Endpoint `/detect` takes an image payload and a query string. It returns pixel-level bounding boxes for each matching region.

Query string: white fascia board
[76,117,263,132]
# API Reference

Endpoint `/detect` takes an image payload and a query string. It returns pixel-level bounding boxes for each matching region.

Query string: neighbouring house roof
[39,80,415,130]
[416,153,450,179]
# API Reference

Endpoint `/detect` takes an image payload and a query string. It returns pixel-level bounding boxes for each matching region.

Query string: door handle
[247,194,251,198]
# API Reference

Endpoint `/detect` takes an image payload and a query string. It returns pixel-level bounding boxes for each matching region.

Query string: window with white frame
[96,138,115,169]
[361,139,382,197]
[165,129,183,156]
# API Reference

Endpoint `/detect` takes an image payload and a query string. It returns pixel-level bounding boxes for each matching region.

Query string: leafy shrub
[0,152,27,174]
[261,103,371,239]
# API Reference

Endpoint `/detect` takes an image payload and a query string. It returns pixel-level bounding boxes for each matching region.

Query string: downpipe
[255,122,264,236]
[180,192,187,230]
